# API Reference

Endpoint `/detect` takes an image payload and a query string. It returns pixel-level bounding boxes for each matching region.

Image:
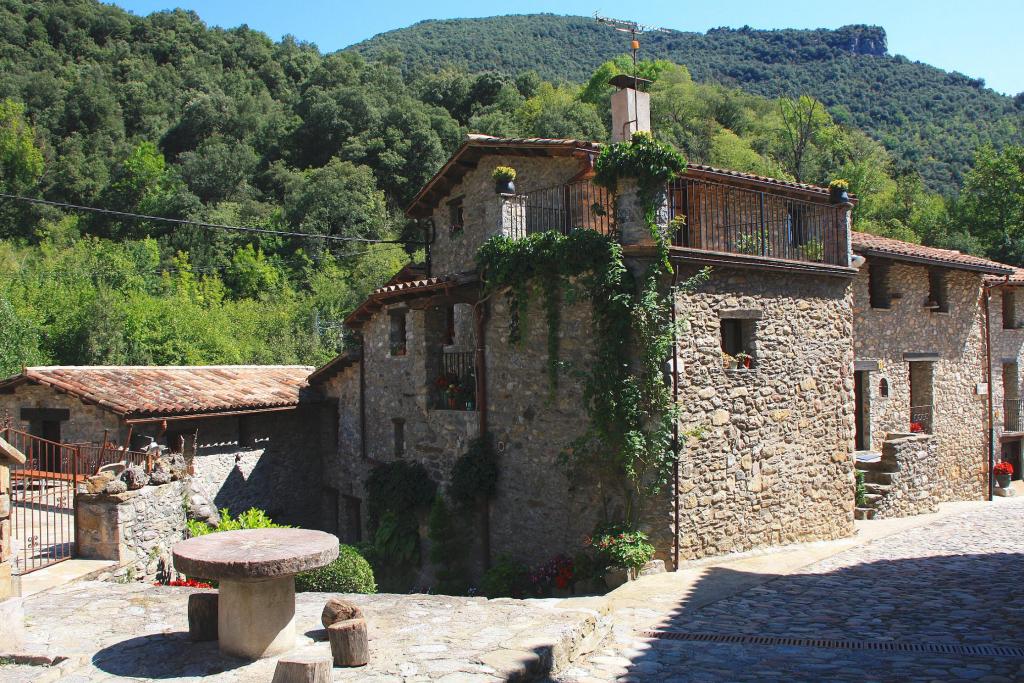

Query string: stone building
[849,232,1011,518]
[314,84,863,577]
[986,267,1024,481]
[0,365,331,526]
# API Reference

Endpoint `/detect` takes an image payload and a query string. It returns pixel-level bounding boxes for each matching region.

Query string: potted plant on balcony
[829,178,850,204]
[995,460,1014,489]
[722,352,738,369]
[735,351,753,369]
[801,239,824,262]
[492,166,517,194]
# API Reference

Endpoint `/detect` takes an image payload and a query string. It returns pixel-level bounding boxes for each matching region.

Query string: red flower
[155,578,213,588]
[909,421,925,433]
[995,461,1014,477]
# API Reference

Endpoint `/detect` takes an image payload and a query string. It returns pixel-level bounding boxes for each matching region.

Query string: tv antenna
[595,14,668,138]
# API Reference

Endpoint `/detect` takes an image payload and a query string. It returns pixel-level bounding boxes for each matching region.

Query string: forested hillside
[0,1,1022,373]
[353,14,1024,192]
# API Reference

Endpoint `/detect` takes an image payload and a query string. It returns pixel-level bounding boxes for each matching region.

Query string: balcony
[432,349,477,411]
[909,405,933,434]
[666,177,848,267]
[1005,399,1024,433]
[507,181,615,240]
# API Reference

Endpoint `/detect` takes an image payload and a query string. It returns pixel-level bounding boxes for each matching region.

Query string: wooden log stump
[321,597,363,628]
[187,591,218,642]
[327,618,368,667]
[271,653,331,683]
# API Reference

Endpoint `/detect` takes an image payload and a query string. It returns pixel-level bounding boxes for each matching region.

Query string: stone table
[173,528,338,659]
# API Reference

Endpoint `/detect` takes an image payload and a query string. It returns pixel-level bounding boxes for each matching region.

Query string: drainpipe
[359,332,367,461]
[671,263,681,572]
[983,286,995,502]
[473,298,490,569]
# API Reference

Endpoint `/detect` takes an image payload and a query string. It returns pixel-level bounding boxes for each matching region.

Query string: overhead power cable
[0,192,424,245]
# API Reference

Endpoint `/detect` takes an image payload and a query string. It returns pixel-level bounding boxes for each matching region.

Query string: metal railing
[666,177,846,266]
[508,181,615,239]
[1005,399,1024,433]
[433,349,477,411]
[909,405,933,434]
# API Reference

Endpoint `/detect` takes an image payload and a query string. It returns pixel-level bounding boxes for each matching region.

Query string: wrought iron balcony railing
[666,177,847,266]
[507,181,615,240]
[433,349,477,411]
[1005,398,1024,433]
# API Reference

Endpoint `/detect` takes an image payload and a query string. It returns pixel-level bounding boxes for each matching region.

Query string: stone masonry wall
[0,456,13,599]
[429,154,585,276]
[0,384,123,444]
[652,263,856,562]
[869,434,940,518]
[853,260,987,503]
[989,285,1024,445]
[76,480,188,583]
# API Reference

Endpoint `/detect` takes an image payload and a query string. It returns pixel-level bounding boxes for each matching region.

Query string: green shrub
[295,544,376,594]
[855,470,868,507]
[479,555,529,598]
[589,524,656,572]
[185,507,289,538]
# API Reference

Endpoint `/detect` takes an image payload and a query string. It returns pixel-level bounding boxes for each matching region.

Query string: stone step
[863,493,885,505]
[854,507,876,520]
[863,471,894,486]
[855,459,899,473]
[864,483,892,496]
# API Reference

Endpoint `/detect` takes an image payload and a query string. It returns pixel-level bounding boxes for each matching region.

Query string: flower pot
[997,474,1012,489]
[447,397,457,409]
[830,186,850,204]
[495,179,516,194]
[603,567,628,591]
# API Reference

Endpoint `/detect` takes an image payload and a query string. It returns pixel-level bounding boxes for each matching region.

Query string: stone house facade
[0,366,331,528]
[986,268,1024,481]
[314,128,862,577]
[849,232,1011,518]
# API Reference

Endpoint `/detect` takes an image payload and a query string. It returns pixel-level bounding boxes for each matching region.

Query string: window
[720,318,756,368]
[389,309,407,356]
[392,418,405,458]
[448,197,464,235]
[1004,290,1017,329]
[927,268,948,313]
[868,261,891,309]
[878,378,889,398]
[444,304,456,345]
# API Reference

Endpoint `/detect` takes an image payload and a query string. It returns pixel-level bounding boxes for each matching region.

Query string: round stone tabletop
[173,528,339,581]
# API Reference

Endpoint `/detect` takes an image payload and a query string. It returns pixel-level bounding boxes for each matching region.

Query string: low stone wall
[76,480,188,582]
[871,434,940,518]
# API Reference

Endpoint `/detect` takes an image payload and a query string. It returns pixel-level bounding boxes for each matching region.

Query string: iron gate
[4,428,79,573]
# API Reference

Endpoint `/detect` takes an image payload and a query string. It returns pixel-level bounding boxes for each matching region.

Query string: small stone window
[878,378,889,398]
[1004,290,1017,329]
[927,268,948,313]
[448,196,464,235]
[389,309,407,356]
[392,418,405,458]
[720,317,756,369]
[868,261,892,309]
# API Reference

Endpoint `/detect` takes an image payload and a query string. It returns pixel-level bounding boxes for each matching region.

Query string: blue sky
[111,0,1024,95]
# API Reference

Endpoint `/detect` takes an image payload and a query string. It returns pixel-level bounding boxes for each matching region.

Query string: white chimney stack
[609,74,652,142]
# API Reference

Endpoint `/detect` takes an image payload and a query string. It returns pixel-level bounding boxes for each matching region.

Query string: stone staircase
[854,455,896,520]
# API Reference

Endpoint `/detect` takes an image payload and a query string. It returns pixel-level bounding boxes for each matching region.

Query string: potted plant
[735,351,753,369]
[492,166,517,194]
[587,524,656,589]
[722,352,738,370]
[995,460,1014,489]
[801,239,825,262]
[829,178,850,204]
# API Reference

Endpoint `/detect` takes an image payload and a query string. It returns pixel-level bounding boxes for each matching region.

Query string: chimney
[609,74,652,142]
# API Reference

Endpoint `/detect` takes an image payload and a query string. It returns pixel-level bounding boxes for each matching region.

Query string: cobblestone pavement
[1,585,602,682]
[563,498,1024,682]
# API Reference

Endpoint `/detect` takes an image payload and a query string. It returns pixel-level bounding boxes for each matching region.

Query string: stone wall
[652,263,856,562]
[0,384,123,444]
[989,285,1024,444]
[852,259,987,503]
[867,434,941,518]
[428,154,585,276]
[76,479,188,582]
[0,455,13,599]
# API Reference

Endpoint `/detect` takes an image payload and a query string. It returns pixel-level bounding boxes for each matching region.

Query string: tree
[777,96,833,182]
[957,145,1024,264]
[0,99,44,194]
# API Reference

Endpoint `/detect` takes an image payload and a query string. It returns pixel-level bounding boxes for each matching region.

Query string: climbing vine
[477,132,702,524]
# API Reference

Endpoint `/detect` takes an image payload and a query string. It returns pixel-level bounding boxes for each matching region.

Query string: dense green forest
[0,1,1022,374]
[354,14,1024,193]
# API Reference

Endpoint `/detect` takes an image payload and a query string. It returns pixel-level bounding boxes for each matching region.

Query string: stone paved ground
[0,586,602,682]
[562,497,1024,682]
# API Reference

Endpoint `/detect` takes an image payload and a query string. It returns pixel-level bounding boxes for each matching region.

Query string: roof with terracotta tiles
[0,365,314,418]
[344,271,479,327]
[406,134,844,218]
[851,231,1012,274]
[985,266,1024,285]
[307,351,360,386]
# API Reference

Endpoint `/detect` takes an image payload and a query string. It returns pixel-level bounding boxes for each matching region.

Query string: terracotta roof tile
[0,365,313,418]
[851,231,1012,274]
[985,266,1024,285]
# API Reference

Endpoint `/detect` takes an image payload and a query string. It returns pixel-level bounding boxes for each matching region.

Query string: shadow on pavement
[91,633,248,678]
